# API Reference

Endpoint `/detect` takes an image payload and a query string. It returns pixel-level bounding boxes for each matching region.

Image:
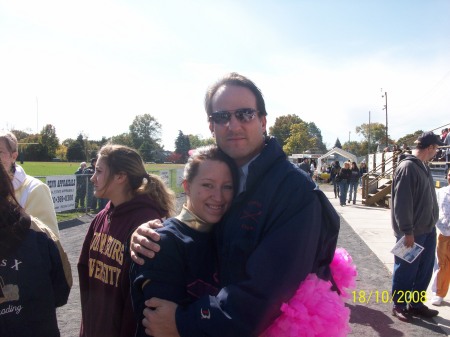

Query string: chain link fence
[37,168,184,214]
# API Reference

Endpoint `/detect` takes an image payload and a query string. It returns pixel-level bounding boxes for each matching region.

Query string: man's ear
[260,115,267,134]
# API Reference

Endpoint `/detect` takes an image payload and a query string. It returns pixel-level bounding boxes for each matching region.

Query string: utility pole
[381,90,388,148]
[85,136,89,161]
[36,96,39,133]
[349,131,351,143]
[368,110,371,157]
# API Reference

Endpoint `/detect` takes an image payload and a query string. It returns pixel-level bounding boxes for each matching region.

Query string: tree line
[10,113,422,164]
[12,114,216,164]
[269,114,423,157]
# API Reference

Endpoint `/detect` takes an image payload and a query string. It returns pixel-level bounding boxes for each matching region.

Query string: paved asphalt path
[55,190,448,337]
[56,214,92,337]
[338,211,446,336]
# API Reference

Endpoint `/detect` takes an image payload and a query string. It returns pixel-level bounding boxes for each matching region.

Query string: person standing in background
[431,170,450,306]
[298,158,311,175]
[441,128,448,142]
[337,161,351,207]
[78,144,176,337]
[75,161,87,210]
[359,162,368,187]
[310,159,316,178]
[391,131,443,321]
[330,160,341,198]
[83,158,98,212]
[348,162,360,205]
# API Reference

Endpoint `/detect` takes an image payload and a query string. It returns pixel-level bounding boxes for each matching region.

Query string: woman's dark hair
[0,163,30,257]
[183,145,239,196]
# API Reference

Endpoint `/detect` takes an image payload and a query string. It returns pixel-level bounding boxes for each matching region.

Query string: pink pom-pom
[261,274,351,337]
[330,247,358,298]
[261,248,357,337]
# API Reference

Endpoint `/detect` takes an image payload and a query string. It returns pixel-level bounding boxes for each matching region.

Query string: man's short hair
[204,72,268,119]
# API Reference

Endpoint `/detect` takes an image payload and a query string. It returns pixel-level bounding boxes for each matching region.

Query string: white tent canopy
[317,147,357,172]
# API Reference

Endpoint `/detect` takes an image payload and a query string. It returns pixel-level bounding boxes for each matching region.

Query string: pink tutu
[261,248,357,337]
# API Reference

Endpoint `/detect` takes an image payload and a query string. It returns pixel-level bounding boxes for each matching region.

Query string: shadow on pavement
[349,303,404,336]
[349,303,446,336]
[59,214,96,230]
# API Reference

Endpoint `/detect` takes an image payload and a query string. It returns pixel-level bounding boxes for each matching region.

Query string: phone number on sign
[352,290,427,304]
[52,195,74,204]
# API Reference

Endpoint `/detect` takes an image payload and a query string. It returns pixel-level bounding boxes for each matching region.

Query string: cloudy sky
[1,0,449,151]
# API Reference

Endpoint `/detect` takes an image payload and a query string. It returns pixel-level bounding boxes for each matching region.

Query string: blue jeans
[348,181,358,202]
[338,180,349,205]
[332,178,339,197]
[392,227,436,309]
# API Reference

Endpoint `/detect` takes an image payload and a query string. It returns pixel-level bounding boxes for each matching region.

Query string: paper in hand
[391,236,424,263]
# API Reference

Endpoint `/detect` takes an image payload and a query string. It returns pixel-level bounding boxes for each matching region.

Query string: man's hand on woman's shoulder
[130,219,164,264]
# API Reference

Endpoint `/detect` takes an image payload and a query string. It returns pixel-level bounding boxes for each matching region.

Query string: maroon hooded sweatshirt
[78,194,164,337]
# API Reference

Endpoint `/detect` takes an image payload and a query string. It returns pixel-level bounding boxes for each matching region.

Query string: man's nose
[226,114,242,129]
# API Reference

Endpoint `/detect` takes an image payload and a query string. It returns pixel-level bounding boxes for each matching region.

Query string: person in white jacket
[431,170,450,306]
[0,131,59,238]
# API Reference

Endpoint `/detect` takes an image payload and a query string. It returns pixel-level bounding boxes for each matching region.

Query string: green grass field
[19,161,185,223]
[20,161,184,176]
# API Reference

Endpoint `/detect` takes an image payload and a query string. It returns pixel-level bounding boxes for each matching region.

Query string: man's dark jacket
[391,154,438,237]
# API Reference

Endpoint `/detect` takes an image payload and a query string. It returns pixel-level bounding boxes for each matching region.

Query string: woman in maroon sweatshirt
[78,144,176,337]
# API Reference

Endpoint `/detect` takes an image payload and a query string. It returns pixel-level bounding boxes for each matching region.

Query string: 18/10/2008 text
[352,290,427,304]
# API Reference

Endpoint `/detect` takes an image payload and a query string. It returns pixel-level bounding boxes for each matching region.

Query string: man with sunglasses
[130,72,338,336]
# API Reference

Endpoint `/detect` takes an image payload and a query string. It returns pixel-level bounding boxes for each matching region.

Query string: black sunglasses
[209,108,258,125]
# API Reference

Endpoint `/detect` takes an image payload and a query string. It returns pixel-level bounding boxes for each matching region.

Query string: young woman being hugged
[78,144,176,337]
[130,145,238,337]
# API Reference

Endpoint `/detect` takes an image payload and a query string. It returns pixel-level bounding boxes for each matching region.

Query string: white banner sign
[46,175,76,212]
[159,170,170,186]
[176,168,184,188]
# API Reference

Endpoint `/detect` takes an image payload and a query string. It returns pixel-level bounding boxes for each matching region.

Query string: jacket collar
[12,165,27,190]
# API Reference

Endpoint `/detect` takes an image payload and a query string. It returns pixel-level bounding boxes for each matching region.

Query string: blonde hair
[0,131,18,153]
[0,131,19,173]
[98,144,176,217]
